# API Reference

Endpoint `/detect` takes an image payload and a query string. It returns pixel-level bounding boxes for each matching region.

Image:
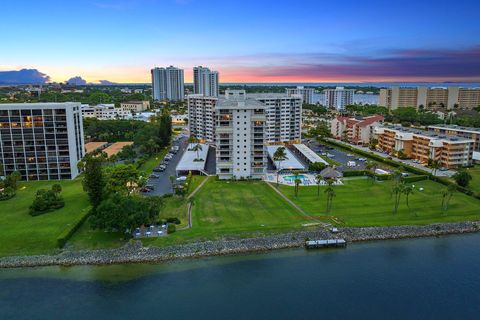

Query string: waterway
[1,234,480,319]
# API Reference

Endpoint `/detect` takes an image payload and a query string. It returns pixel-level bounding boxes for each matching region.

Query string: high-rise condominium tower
[324,87,354,110]
[151,66,184,101]
[0,103,85,180]
[193,66,219,97]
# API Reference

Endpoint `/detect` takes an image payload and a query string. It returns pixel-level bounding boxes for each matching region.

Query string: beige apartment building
[374,125,473,168]
[379,86,480,110]
[120,100,150,112]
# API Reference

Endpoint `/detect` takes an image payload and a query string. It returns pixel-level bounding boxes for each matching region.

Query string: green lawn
[279,178,480,227]
[187,175,207,195]
[142,179,308,247]
[0,179,90,257]
[464,166,480,193]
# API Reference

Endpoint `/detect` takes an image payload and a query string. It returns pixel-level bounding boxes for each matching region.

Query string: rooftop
[176,143,209,173]
[380,125,474,143]
[292,144,329,165]
[428,124,480,134]
[266,145,305,170]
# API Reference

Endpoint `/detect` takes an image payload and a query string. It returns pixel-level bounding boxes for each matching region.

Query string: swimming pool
[283,175,306,182]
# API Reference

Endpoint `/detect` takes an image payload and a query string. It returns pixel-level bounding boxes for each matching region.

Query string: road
[143,135,189,196]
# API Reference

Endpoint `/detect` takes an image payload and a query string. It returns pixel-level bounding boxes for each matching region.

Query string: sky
[0,0,479,84]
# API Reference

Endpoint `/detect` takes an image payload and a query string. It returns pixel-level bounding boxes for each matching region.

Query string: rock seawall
[1,221,479,268]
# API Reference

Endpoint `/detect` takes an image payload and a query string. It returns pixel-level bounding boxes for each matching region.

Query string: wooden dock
[305,239,347,249]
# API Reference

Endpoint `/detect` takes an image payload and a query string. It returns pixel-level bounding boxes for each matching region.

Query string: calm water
[1,234,480,319]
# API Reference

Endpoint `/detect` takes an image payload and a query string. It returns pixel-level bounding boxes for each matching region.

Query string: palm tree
[294,172,301,197]
[429,159,440,176]
[391,182,404,214]
[51,184,62,196]
[402,184,416,216]
[273,147,288,186]
[315,174,323,197]
[441,184,456,211]
[324,179,336,213]
[191,143,203,160]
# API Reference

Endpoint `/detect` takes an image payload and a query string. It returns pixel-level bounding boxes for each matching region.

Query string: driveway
[143,136,189,196]
[304,139,367,172]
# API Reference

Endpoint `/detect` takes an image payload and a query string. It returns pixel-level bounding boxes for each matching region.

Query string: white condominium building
[251,94,302,143]
[324,87,354,110]
[0,103,85,180]
[188,93,302,144]
[151,66,185,101]
[81,104,130,120]
[379,86,480,110]
[285,86,314,104]
[187,94,218,142]
[216,90,267,180]
[193,66,219,97]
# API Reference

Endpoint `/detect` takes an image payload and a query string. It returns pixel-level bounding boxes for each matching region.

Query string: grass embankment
[464,166,480,193]
[0,179,90,257]
[279,178,480,227]
[137,148,170,175]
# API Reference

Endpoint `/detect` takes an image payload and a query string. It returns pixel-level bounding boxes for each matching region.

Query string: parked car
[150,174,160,179]
[439,167,449,171]
[153,168,163,172]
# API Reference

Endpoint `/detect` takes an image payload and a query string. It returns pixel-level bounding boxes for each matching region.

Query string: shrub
[308,162,326,172]
[166,217,181,225]
[0,187,16,201]
[29,187,65,216]
[167,223,176,234]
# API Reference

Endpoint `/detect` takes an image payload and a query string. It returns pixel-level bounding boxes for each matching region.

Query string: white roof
[266,145,305,170]
[176,143,209,172]
[293,144,329,165]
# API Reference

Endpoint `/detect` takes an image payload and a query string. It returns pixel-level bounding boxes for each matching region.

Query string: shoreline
[1,221,479,269]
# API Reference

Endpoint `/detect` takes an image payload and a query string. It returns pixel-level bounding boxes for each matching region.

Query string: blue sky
[0,0,479,83]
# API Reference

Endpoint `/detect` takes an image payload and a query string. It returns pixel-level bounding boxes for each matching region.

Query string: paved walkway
[265,181,330,228]
[177,176,210,231]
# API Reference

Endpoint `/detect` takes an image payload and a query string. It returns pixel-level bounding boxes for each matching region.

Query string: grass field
[142,179,308,247]
[464,166,480,193]
[279,178,480,227]
[0,179,90,257]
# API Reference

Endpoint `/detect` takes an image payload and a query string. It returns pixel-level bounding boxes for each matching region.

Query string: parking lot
[305,139,368,172]
[142,135,189,196]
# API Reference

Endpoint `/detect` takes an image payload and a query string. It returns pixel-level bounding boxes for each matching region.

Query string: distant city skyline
[1,0,479,84]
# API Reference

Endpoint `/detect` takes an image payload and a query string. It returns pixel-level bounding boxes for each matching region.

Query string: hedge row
[342,170,367,177]
[401,175,429,183]
[56,209,92,248]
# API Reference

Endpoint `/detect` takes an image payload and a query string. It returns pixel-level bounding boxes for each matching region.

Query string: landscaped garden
[0,179,90,257]
[278,178,480,227]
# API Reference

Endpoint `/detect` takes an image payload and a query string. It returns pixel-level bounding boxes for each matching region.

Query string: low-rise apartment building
[0,103,85,180]
[120,100,150,113]
[374,125,473,168]
[428,124,480,160]
[331,115,384,144]
[81,104,130,120]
